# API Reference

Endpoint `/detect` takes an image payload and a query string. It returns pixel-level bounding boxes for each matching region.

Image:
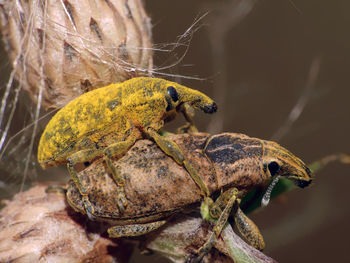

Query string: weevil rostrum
[37,77,217,216]
[65,132,312,259]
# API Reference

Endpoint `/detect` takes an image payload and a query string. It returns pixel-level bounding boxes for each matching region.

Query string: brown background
[0,0,349,262]
[145,0,350,262]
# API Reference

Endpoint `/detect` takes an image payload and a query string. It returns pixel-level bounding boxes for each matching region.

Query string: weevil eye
[167,86,179,102]
[268,161,280,176]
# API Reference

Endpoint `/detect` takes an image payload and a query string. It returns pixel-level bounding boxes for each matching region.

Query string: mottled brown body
[66,132,312,258]
[67,133,208,223]
[66,132,311,223]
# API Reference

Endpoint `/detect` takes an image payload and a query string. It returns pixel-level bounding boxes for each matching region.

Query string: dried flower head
[0,0,153,108]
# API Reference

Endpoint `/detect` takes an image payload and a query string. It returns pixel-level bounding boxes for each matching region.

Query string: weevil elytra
[37,77,217,216]
[65,132,312,260]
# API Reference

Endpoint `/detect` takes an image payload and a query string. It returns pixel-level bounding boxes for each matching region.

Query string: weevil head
[120,78,216,129]
[262,140,312,188]
[156,79,217,114]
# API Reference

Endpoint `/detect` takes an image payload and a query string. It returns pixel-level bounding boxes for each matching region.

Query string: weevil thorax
[261,140,312,188]
[203,133,266,191]
[117,77,172,130]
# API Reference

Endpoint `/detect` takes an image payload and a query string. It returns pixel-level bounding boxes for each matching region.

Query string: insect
[65,132,312,260]
[37,77,217,216]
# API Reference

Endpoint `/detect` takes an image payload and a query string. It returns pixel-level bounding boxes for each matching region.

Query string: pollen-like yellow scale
[38,77,217,215]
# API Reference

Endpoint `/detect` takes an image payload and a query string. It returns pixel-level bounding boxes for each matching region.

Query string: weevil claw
[82,197,96,221]
[117,194,127,213]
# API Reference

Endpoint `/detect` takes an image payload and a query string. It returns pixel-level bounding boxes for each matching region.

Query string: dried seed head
[0,185,131,262]
[0,0,153,108]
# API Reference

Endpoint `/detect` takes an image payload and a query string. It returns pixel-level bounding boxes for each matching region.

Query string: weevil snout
[294,166,312,188]
[160,81,217,115]
[282,160,312,189]
[263,140,312,188]
[201,101,217,114]
[261,144,312,207]
[296,178,311,188]
[189,98,217,115]
[172,85,217,114]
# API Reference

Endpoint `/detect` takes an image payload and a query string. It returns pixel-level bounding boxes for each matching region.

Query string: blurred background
[0,0,349,262]
[146,1,350,262]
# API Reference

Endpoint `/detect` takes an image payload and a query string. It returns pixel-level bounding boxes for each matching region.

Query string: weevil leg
[45,185,66,195]
[103,128,140,213]
[146,127,210,198]
[234,205,265,250]
[67,149,103,220]
[199,187,265,255]
[194,188,239,262]
[107,220,167,238]
[177,104,198,134]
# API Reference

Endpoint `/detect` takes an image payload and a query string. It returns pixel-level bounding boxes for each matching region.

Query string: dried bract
[0,0,153,108]
[0,185,131,263]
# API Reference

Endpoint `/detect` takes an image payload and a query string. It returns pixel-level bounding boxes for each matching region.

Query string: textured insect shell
[203,133,266,190]
[37,77,169,168]
[38,81,131,168]
[262,140,312,186]
[37,77,216,168]
[66,133,267,225]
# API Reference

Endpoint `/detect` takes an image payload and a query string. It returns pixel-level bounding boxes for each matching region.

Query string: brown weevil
[65,132,312,260]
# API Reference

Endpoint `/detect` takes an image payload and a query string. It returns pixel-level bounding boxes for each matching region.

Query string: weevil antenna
[261,176,280,207]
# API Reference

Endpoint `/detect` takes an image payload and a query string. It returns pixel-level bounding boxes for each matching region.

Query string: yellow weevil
[38,77,217,216]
